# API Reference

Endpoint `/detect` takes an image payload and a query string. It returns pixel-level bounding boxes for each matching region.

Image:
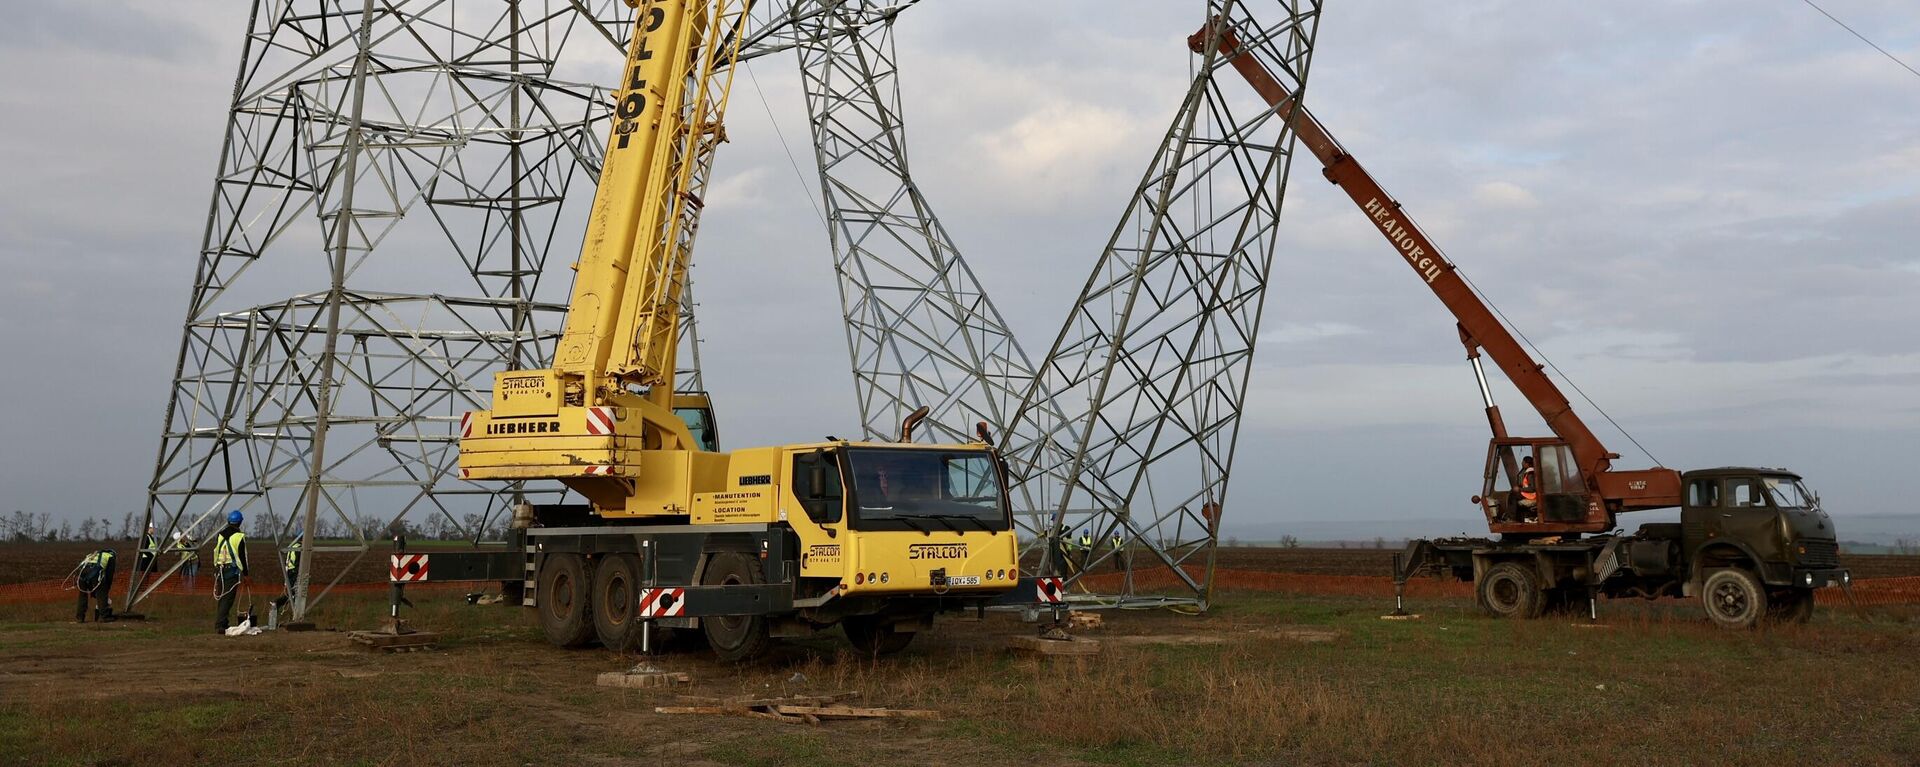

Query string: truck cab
[1681,465,1843,595]
[687,441,1021,658]
[785,442,1020,598]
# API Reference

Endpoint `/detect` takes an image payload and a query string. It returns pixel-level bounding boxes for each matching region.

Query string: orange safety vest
[1518,467,1539,501]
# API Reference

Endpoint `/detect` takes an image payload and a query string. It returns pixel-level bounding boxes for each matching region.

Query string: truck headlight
[1803,572,1814,587]
[1842,571,1851,586]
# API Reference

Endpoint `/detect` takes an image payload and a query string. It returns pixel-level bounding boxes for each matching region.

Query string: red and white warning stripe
[1036,576,1065,604]
[390,554,430,582]
[459,468,471,479]
[638,587,685,617]
[582,465,614,476]
[460,411,475,438]
[584,406,617,436]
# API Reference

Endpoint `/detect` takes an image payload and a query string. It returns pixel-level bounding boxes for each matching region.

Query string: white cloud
[1266,321,1368,345]
[703,166,773,210]
[1471,180,1540,209]
[972,102,1137,205]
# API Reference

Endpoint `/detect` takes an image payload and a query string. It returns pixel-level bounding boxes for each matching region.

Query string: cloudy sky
[1,1,1916,540]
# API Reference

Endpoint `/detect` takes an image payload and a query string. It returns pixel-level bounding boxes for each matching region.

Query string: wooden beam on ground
[1006,634,1101,656]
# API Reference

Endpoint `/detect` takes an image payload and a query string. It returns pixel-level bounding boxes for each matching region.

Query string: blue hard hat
[227,510,244,525]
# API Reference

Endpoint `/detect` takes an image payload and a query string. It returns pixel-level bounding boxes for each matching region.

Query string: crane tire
[701,551,772,663]
[592,553,642,652]
[843,614,915,657]
[1702,568,1768,630]
[539,553,596,648]
[1478,562,1546,619]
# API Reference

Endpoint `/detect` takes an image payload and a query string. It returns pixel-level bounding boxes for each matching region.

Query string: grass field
[2,586,1915,766]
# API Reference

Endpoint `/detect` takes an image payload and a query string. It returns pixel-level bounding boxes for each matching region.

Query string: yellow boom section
[552,0,748,409]
[457,0,749,502]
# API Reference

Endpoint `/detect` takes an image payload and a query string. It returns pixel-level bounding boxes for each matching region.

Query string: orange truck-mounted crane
[1193,20,1850,627]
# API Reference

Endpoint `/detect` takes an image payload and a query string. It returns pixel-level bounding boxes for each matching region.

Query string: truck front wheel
[1767,587,1815,624]
[701,551,773,663]
[1701,568,1768,629]
[539,553,596,648]
[1477,562,1545,619]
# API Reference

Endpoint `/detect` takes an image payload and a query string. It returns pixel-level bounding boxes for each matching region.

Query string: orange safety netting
[0,571,469,605]
[1075,567,1920,606]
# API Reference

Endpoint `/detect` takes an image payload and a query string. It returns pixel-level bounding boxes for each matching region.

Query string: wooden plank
[347,630,439,650]
[774,705,940,720]
[599,671,691,689]
[1006,634,1100,656]
[674,691,858,708]
[743,709,810,725]
[655,705,734,715]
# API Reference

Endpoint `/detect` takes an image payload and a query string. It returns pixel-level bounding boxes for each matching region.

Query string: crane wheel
[539,553,596,648]
[1701,568,1768,630]
[842,614,915,657]
[701,551,772,663]
[592,553,643,652]
[1477,562,1546,620]
[1767,588,1815,624]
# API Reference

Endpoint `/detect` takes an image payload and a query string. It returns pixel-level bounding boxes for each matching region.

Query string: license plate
[943,575,980,586]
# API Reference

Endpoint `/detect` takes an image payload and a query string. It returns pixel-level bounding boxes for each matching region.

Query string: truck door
[1481,442,1534,523]
[787,448,848,579]
[1533,443,1588,523]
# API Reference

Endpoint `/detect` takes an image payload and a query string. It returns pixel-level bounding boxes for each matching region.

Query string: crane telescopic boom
[458,0,751,510]
[1193,21,1681,534]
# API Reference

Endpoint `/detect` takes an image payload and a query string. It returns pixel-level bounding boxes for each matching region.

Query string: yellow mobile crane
[399,0,1051,661]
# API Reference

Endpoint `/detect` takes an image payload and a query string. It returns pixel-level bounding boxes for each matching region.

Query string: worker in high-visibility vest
[1109,531,1129,572]
[211,510,251,633]
[174,530,200,593]
[132,523,159,596]
[274,528,304,609]
[1517,456,1540,523]
[73,549,117,623]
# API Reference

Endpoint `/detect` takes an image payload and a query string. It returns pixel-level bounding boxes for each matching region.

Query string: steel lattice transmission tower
[131,0,832,617]
[1010,1,1323,604]
[800,1,1322,607]
[791,1,1099,554]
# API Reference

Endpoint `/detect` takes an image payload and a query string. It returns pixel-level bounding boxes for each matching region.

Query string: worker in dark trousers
[1517,456,1540,523]
[74,549,117,623]
[212,510,251,633]
[175,530,200,593]
[132,523,159,596]
[273,527,303,610]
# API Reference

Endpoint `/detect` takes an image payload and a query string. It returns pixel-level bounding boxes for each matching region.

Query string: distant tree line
[242,509,507,542]
[3,509,508,544]
[2,510,144,543]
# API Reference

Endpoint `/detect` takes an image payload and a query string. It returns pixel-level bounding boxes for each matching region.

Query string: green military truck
[1399,467,1850,629]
